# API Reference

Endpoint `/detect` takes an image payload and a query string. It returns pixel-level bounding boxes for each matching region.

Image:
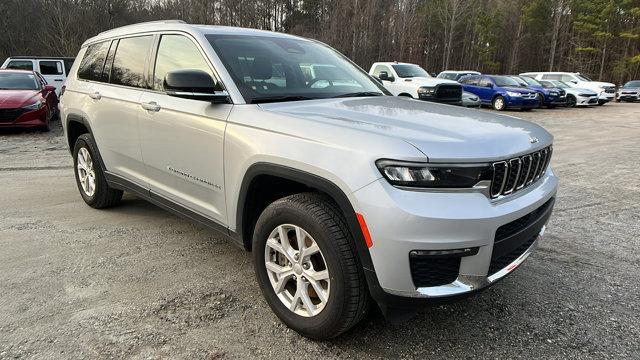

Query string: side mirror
[43,85,56,92]
[164,70,229,103]
[570,80,578,84]
[378,71,394,82]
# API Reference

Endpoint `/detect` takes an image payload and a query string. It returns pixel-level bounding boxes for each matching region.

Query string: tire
[73,133,123,208]
[253,193,370,339]
[398,93,413,98]
[615,97,621,102]
[567,95,577,107]
[492,95,506,111]
[536,93,544,108]
[597,99,606,106]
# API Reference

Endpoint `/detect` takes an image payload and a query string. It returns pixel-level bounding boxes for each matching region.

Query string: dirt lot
[1,102,639,359]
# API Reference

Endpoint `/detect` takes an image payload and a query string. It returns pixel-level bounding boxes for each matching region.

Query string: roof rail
[99,20,187,34]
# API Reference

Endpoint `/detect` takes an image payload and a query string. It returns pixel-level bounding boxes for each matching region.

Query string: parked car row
[367,61,637,112]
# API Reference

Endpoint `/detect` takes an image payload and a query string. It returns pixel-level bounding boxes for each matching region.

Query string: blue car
[511,76,566,108]
[458,74,540,111]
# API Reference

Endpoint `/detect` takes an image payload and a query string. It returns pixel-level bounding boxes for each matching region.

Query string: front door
[37,60,65,95]
[139,33,231,224]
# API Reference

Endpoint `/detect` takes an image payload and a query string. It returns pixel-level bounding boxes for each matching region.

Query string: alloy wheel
[76,147,96,197]
[264,224,330,317]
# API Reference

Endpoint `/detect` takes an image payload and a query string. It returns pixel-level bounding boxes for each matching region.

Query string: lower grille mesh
[410,256,460,288]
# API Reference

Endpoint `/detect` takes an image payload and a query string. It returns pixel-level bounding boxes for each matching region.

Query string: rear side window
[110,35,153,88]
[78,41,110,81]
[39,61,63,75]
[6,60,33,71]
[152,34,212,91]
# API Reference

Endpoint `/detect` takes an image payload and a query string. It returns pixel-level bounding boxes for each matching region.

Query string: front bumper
[352,168,558,300]
[576,95,598,106]
[617,92,639,101]
[505,96,539,109]
[0,106,48,128]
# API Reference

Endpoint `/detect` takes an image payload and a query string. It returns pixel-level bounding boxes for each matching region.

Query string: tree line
[1,0,639,83]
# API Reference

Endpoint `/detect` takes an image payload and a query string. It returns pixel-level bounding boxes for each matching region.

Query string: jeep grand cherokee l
[60,20,558,339]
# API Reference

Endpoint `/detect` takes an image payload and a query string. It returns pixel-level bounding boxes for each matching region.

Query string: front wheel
[567,95,577,107]
[253,193,369,339]
[597,99,606,106]
[73,133,123,208]
[492,95,506,111]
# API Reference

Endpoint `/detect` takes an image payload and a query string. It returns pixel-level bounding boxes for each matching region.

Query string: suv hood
[0,90,39,108]
[259,96,552,162]
[402,77,459,87]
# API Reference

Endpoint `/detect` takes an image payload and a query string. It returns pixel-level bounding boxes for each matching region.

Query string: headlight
[21,101,44,111]
[578,93,593,97]
[376,159,492,188]
[506,91,521,97]
[418,86,436,95]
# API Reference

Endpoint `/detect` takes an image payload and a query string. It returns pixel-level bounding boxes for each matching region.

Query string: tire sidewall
[253,202,348,337]
[493,96,505,111]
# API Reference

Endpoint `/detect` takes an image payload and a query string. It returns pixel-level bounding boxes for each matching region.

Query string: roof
[84,20,303,46]
[0,69,35,74]
[6,56,75,61]
[440,70,480,74]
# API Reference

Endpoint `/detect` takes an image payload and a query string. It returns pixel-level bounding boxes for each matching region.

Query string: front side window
[6,60,33,71]
[561,74,577,82]
[206,34,386,103]
[78,41,110,81]
[39,61,63,75]
[542,74,562,80]
[153,34,213,91]
[372,65,391,78]
[576,74,592,81]
[110,35,153,88]
[0,72,39,90]
[478,77,493,87]
[391,64,430,78]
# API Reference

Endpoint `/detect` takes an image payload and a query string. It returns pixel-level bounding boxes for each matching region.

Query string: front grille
[495,198,554,241]
[588,98,598,104]
[490,146,552,199]
[434,84,462,100]
[0,108,27,123]
[410,255,460,287]
[488,234,536,275]
[604,86,615,94]
[488,198,554,276]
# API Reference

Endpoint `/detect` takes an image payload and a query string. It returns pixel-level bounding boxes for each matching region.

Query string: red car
[0,69,57,131]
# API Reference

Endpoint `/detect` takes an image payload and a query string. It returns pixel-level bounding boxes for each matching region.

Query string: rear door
[138,33,231,223]
[37,60,65,94]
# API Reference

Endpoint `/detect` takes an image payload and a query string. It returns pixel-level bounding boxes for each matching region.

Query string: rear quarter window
[78,41,111,81]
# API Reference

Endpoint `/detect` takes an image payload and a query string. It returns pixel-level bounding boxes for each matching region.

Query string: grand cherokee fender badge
[529,136,539,144]
[167,166,222,190]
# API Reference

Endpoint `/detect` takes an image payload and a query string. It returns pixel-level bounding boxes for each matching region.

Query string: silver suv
[60,21,558,339]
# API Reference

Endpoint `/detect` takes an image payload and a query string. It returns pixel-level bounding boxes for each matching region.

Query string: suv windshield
[0,72,39,90]
[391,64,430,78]
[576,74,592,81]
[206,34,386,103]
[491,76,523,87]
[624,80,640,88]
[518,76,542,87]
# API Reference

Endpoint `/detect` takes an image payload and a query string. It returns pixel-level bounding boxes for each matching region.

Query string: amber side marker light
[356,213,373,248]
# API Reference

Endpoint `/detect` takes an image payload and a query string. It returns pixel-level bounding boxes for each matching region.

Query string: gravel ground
[0,103,639,359]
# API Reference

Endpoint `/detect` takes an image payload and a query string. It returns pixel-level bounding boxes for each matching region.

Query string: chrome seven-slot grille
[490,146,552,198]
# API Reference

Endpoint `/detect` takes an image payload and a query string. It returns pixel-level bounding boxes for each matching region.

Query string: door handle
[54,79,63,82]
[141,101,161,112]
[88,92,101,100]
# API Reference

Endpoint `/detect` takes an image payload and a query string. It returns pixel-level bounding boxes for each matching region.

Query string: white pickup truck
[369,62,462,105]
[519,72,616,105]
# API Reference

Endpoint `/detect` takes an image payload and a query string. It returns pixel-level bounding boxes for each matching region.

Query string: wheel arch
[65,113,93,153]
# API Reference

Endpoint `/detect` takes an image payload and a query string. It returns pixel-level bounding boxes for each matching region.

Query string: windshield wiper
[251,95,316,104]
[332,91,384,98]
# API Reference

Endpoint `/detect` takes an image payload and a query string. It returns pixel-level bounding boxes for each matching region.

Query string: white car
[538,80,598,107]
[369,62,462,105]
[520,72,615,105]
[1,56,75,96]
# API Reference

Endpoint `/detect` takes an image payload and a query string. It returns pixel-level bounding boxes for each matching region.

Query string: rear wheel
[253,193,369,339]
[73,133,123,208]
[492,96,506,111]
